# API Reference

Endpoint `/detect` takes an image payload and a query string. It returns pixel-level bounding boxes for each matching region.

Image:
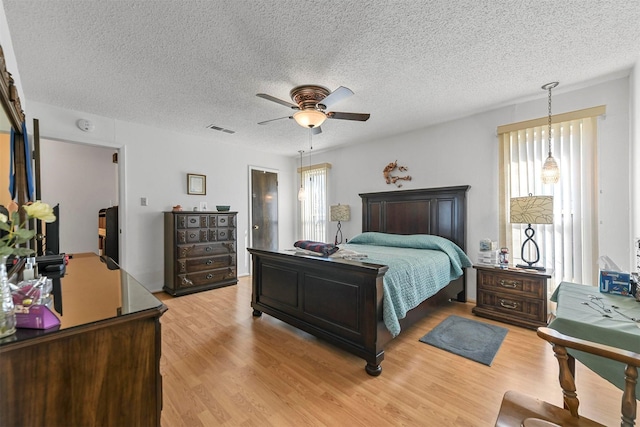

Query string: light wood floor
[156,276,623,426]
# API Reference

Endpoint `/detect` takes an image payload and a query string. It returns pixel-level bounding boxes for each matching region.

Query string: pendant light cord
[298,150,304,189]
[541,81,558,157]
[547,85,552,157]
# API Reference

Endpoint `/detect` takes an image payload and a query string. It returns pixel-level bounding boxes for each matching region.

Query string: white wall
[26,101,296,292]
[40,139,118,254]
[313,76,632,300]
[631,63,640,272]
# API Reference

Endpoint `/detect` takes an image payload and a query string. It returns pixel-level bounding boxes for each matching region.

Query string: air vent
[206,124,235,134]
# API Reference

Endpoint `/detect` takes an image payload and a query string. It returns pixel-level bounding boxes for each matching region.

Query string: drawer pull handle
[499,300,519,309]
[206,274,213,279]
[205,247,212,252]
[499,280,519,288]
[190,233,196,239]
[189,218,197,223]
[206,260,213,265]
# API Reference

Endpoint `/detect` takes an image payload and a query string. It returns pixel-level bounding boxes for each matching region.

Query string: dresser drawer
[177,254,236,273]
[176,214,209,229]
[177,229,209,244]
[177,267,237,289]
[476,290,545,322]
[210,227,236,241]
[477,270,544,299]
[177,242,236,258]
[209,214,235,227]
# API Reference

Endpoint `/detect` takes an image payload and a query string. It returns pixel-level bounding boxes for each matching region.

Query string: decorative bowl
[216,205,230,212]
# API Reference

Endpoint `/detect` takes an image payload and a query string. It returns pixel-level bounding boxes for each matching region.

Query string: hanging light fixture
[297,150,306,201]
[541,81,560,184]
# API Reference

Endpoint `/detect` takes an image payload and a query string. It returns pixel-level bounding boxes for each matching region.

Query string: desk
[0,253,167,427]
[549,281,640,395]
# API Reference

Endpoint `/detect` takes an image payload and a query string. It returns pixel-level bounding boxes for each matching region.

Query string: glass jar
[0,255,17,338]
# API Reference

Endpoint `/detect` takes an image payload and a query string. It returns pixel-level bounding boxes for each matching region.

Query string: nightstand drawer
[476,290,545,322]
[477,269,545,299]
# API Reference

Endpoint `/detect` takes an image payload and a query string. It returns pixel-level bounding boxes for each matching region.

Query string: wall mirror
[0,43,32,235]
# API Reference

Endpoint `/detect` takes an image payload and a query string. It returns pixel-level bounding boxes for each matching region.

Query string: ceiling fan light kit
[293,109,326,128]
[257,84,370,132]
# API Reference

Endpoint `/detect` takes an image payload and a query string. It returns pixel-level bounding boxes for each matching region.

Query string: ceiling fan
[256,85,370,134]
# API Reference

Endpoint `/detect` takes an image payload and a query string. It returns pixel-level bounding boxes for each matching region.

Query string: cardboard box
[599,270,633,297]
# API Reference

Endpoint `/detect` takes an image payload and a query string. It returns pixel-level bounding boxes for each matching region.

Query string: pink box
[15,304,60,329]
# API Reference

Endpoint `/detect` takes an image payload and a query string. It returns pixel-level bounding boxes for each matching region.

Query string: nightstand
[472,265,551,329]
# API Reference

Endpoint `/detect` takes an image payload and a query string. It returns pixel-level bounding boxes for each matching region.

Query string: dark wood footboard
[249,248,389,375]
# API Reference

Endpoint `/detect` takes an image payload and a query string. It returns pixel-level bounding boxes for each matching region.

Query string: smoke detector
[77,119,95,132]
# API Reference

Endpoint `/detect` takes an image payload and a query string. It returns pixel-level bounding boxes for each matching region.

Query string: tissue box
[599,270,633,297]
[15,304,60,329]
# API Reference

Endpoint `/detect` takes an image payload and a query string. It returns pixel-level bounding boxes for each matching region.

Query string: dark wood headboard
[359,186,470,251]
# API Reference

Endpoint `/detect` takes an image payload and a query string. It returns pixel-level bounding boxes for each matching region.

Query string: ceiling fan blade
[326,111,370,121]
[320,86,354,109]
[311,126,322,135]
[257,116,293,125]
[256,93,299,109]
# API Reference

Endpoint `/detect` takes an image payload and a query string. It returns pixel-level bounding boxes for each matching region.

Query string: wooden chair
[495,326,639,427]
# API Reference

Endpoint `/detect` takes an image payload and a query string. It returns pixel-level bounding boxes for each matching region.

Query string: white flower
[0,201,56,257]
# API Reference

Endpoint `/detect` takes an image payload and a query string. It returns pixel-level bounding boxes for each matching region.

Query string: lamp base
[334,221,343,245]
[516,263,546,272]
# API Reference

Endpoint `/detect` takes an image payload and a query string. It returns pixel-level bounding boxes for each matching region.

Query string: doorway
[39,137,119,256]
[249,167,278,251]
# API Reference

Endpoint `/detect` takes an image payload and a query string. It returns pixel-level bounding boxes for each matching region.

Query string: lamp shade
[293,109,326,128]
[510,195,553,224]
[330,204,350,222]
[541,155,560,184]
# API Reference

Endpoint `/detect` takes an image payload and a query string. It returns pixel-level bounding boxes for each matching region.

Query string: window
[498,106,604,293]
[299,163,330,241]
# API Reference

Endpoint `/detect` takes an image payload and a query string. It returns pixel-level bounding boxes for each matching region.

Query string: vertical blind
[498,107,603,293]
[299,163,329,241]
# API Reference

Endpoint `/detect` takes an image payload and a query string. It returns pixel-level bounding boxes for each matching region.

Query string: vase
[0,255,16,338]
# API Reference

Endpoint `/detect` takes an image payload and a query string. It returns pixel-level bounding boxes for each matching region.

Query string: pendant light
[541,81,560,184]
[297,150,306,201]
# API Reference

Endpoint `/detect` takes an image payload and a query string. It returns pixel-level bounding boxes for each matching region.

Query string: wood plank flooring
[157,276,623,426]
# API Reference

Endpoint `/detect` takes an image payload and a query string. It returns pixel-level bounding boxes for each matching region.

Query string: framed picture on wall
[187,173,206,195]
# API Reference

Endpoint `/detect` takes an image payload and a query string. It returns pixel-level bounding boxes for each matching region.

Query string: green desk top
[549,281,640,394]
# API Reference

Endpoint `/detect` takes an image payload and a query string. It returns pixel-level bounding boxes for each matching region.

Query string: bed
[247,185,470,376]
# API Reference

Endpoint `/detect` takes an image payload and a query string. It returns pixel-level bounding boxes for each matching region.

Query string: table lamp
[330,204,350,245]
[510,194,553,271]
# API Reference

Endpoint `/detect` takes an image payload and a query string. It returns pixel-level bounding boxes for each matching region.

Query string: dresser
[0,254,166,427]
[164,211,237,296]
[472,265,551,329]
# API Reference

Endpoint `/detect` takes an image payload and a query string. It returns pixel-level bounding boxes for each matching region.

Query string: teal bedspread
[344,232,472,337]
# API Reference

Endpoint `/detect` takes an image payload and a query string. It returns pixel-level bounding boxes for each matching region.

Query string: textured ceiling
[3,1,640,155]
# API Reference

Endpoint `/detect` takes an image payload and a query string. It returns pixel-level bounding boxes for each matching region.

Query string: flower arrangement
[0,201,56,258]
